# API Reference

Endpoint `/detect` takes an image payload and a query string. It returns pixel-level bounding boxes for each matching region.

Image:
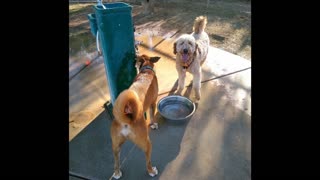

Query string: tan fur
[111,54,160,179]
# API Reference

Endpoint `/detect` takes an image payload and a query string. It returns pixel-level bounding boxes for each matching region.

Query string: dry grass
[69,0,251,60]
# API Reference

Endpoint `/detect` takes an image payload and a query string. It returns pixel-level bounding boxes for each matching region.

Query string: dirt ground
[69,0,251,60]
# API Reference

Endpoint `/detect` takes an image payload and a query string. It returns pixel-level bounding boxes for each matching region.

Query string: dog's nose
[183,49,188,53]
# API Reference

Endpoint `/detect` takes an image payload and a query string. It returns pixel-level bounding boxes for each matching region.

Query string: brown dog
[110,54,160,179]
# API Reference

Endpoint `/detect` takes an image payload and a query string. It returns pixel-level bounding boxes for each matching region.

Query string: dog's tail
[193,16,207,34]
[112,89,143,124]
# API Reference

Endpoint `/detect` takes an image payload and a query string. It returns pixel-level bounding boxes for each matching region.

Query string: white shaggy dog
[173,16,210,101]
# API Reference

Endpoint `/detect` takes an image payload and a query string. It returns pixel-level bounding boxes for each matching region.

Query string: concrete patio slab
[69,68,251,179]
[69,55,110,140]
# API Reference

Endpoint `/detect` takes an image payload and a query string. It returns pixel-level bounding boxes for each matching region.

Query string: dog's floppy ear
[173,41,177,55]
[135,55,145,70]
[150,56,161,63]
[136,55,145,63]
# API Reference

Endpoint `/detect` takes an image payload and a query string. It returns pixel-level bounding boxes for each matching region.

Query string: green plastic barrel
[89,2,137,105]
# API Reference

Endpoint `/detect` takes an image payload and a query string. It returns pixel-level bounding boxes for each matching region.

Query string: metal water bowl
[157,95,196,124]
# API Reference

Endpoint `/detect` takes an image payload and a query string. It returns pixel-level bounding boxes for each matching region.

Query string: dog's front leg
[176,70,186,95]
[193,71,202,101]
[149,102,158,129]
[132,135,158,177]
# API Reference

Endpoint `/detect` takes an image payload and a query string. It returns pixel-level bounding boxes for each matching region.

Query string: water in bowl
[161,102,192,119]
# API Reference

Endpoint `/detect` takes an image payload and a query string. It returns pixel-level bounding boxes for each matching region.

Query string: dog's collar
[139,65,155,73]
[182,55,196,69]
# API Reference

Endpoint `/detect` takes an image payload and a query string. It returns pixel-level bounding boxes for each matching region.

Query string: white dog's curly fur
[173,16,210,101]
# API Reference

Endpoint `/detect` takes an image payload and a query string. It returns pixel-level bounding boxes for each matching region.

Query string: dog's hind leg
[133,135,158,177]
[145,138,158,177]
[149,102,158,130]
[111,123,126,179]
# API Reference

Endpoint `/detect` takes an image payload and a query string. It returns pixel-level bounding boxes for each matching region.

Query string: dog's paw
[148,166,158,177]
[195,94,201,101]
[150,123,158,130]
[112,170,122,179]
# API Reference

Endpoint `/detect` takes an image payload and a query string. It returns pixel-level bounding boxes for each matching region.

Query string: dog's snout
[183,49,188,53]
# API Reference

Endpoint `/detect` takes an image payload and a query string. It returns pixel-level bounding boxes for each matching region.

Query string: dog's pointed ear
[150,56,161,63]
[173,41,177,55]
[135,55,145,70]
[136,55,144,62]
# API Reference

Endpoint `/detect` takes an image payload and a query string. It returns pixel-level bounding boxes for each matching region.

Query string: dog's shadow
[167,79,199,109]
[169,79,198,103]
[167,79,193,97]
[142,80,197,179]
[114,79,199,179]
[120,110,192,179]
[149,113,192,179]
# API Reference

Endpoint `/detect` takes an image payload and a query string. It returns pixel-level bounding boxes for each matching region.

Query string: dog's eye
[188,42,193,46]
[180,42,184,45]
